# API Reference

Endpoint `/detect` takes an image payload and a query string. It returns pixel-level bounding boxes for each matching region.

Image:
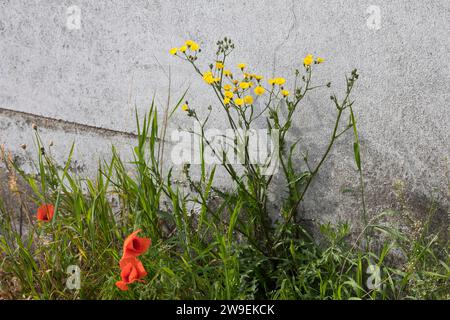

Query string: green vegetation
[0,39,448,299]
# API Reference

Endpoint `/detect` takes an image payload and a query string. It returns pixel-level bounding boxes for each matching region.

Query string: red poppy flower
[122,229,151,259]
[115,256,147,291]
[36,204,55,222]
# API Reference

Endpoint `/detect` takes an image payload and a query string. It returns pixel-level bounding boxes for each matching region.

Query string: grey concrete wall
[0,1,449,228]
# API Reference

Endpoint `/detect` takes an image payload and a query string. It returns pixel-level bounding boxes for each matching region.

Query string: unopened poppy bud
[32,123,38,130]
[49,140,54,147]
[326,82,331,87]
[36,204,55,222]
[20,144,27,150]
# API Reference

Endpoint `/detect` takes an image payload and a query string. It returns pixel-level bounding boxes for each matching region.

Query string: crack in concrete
[272,0,298,76]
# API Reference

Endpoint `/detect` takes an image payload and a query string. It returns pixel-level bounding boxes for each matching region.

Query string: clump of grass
[0,39,448,300]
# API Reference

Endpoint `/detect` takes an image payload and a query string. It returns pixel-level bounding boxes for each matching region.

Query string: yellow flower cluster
[203,71,220,84]
[169,41,328,112]
[268,77,286,86]
[303,54,325,66]
[170,39,200,55]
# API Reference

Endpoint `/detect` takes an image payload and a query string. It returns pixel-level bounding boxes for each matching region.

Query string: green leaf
[353,142,361,170]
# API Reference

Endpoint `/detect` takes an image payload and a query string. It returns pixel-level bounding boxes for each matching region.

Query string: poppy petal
[115,281,128,291]
[36,204,55,222]
[122,229,151,258]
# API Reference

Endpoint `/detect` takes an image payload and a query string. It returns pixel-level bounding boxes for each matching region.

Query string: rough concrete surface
[0,1,448,230]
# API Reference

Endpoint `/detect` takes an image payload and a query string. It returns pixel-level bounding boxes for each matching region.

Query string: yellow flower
[179,45,187,53]
[254,86,265,95]
[239,82,250,89]
[317,57,325,64]
[303,54,313,66]
[216,61,224,69]
[203,71,214,84]
[169,47,178,55]
[185,39,199,50]
[244,96,254,105]
[268,78,276,86]
[223,97,231,105]
[235,98,244,106]
[190,42,200,51]
[213,77,220,83]
[275,77,286,85]
[223,84,232,91]
[224,91,233,98]
[182,104,189,111]
[281,89,290,97]
[237,63,246,70]
[254,75,263,81]
[224,69,232,77]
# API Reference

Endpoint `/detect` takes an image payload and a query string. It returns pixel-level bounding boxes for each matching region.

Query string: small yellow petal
[182,104,189,111]
[239,82,250,89]
[169,47,178,55]
[254,86,265,95]
[303,54,313,66]
[224,91,233,98]
[244,96,254,105]
[317,57,325,64]
[281,89,290,97]
[203,71,214,84]
[235,98,244,106]
[275,78,286,85]
[237,63,246,70]
[190,42,200,51]
[179,45,187,53]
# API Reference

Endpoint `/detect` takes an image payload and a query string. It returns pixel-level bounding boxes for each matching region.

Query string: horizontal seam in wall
[0,107,138,139]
